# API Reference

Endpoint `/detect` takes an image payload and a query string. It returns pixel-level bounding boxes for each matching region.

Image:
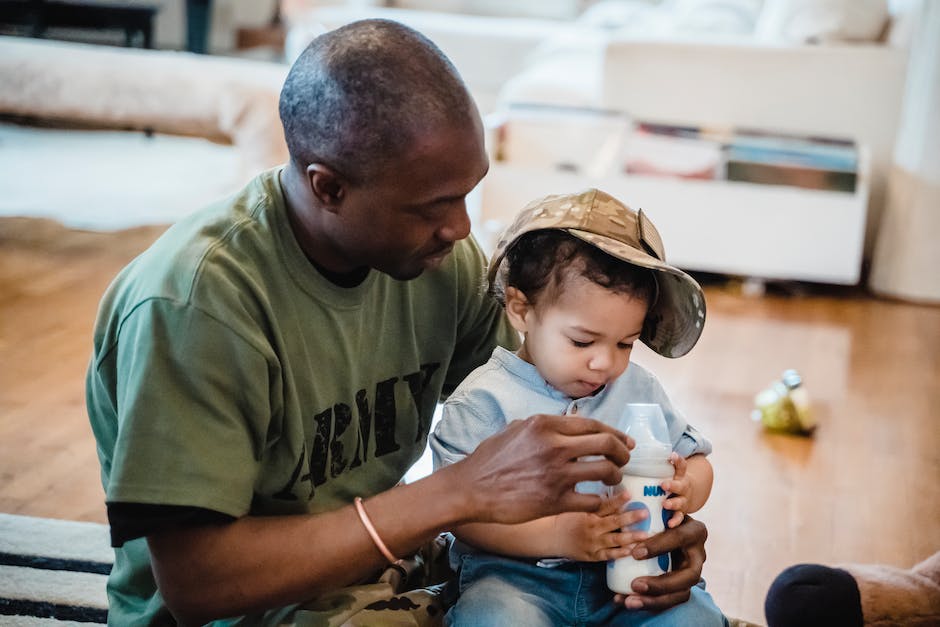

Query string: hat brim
[567,229,706,358]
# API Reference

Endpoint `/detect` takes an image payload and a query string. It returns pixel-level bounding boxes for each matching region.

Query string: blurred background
[1,1,938,624]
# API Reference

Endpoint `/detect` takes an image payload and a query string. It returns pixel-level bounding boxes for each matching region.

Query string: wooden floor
[1,216,938,624]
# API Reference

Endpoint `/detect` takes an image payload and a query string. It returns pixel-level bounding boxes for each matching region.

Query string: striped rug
[0,513,767,626]
[0,513,111,625]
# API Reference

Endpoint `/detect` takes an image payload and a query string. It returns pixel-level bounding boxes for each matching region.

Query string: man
[86,19,709,625]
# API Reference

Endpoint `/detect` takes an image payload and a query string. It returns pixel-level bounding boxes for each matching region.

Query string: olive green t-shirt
[86,168,518,625]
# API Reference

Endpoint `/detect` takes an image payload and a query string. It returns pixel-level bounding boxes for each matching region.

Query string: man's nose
[436,201,471,243]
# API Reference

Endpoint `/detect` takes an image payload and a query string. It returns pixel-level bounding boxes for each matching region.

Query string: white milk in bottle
[607,403,674,594]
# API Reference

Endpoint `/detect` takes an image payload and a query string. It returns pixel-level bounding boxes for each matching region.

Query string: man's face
[331,118,489,280]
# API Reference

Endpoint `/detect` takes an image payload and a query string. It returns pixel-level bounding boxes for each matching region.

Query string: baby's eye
[571,339,592,348]
[617,342,635,350]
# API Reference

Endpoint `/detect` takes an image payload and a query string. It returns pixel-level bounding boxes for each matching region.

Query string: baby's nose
[588,350,613,371]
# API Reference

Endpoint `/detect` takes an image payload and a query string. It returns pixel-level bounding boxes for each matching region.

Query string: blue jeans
[446,550,727,627]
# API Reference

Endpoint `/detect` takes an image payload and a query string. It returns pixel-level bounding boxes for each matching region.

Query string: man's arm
[149,466,470,625]
[149,413,632,625]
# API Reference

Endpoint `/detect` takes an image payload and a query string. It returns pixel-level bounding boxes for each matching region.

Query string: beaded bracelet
[353,496,397,563]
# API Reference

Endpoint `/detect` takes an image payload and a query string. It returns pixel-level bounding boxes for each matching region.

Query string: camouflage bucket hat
[487,188,706,358]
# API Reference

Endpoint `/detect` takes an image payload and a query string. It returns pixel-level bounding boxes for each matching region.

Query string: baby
[430,189,725,626]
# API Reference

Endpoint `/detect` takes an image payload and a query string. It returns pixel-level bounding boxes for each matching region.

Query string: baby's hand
[661,452,693,528]
[553,491,649,562]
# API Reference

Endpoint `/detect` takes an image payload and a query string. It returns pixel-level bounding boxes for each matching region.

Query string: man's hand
[451,414,633,525]
[612,516,708,611]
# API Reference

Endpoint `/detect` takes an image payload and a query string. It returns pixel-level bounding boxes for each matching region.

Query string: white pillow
[670,0,765,36]
[580,0,764,38]
[497,44,605,110]
[578,0,663,30]
[755,0,889,43]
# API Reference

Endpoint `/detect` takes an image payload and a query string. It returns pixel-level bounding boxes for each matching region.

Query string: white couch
[285,1,915,283]
[0,35,288,229]
[495,2,911,261]
[282,4,575,113]
[491,33,909,278]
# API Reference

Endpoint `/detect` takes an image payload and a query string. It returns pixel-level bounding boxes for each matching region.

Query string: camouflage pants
[231,535,765,627]
[252,534,453,627]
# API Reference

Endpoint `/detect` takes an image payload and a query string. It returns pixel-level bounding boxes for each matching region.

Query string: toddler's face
[514,276,648,399]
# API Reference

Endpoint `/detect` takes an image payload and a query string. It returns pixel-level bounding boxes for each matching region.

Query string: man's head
[278,20,488,280]
[279,19,476,183]
[490,188,706,359]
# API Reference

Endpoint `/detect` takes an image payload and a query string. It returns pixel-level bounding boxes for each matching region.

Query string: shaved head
[278,19,478,184]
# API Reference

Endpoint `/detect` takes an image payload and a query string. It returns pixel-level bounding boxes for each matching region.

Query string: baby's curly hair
[492,230,656,309]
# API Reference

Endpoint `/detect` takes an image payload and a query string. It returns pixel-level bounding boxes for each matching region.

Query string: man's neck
[309,258,370,287]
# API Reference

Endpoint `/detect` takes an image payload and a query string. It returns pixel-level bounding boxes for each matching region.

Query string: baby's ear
[503,287,531,334]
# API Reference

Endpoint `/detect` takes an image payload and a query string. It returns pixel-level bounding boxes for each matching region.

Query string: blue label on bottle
[658,552,671,572]
[625,501,650,532]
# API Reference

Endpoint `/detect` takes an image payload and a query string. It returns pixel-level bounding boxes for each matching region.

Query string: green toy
[752,369,816,435]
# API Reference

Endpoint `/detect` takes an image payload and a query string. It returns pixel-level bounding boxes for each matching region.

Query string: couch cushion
[0,35,289,173]
[282,6,570,113]
[755,0,889,43]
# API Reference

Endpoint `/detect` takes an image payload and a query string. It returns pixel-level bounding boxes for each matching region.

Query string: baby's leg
[445,572,556,626]
[446,553,570,627]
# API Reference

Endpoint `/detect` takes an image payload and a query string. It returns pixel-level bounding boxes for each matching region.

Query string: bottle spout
[621,403,672,469]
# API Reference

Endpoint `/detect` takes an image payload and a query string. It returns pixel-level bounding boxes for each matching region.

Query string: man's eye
[417,200,459,220]
[571,340,592,348]
[407,204,446,220]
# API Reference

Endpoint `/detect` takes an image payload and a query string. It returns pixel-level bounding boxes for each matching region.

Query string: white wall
[869,0,940,301]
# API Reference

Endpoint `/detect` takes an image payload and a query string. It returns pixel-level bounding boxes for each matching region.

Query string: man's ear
[504,286,531,334]
[306,163,346,212]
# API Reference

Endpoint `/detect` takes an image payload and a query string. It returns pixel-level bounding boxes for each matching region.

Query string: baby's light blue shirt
[430,346,712,496]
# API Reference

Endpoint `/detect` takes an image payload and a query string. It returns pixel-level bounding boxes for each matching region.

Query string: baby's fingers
[663,494,687,512]
[597,490,631,517]
[592,529,648,562]
[596,544,636,561]
[669,452,687,478]
[666,510,685,528]
[660,478,690,495]
[613,528,649,548]
[614,503,649,532]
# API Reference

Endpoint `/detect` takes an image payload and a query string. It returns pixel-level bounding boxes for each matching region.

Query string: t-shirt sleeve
[96,298,274,517]
[107,502,236,547]
[675,423,712,459]
[440,237,519,399]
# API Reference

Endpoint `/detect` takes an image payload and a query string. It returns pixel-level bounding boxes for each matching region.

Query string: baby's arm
[661,453,713,528]
[454,518,559,558]
[454,491,649,562]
